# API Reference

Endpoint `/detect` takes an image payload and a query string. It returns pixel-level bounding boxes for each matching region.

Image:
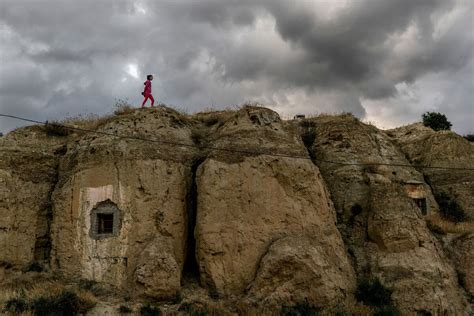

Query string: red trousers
[142,94,154,107]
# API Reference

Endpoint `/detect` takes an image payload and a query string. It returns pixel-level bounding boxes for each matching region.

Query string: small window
[97,213,114,234]
[90,200,121,239]
[414,198,427,215]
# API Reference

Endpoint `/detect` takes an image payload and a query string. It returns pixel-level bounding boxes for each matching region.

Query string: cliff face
[388,123,474,220]
[305,115,468,314]
[0,127,65,275]
[0,107,472,314]
[195,108,355,308]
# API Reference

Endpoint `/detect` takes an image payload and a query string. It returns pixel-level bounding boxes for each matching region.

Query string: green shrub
[140,303,161,316]
[434,192,465,223]
[44,121,71,136]
[427,221,446,235]
[355,278,396,314]
[171,291,183,304]
[31,291,81,316]
[373,304,399,316]
[4,297,28,314]
[348,203,363,225]
[280,301,319,316]
[202,115,220,127]
[119,304,133,314]
[26,261,43,272]
[422,112,452,131]
[463,134,474,142]
[351,203,363,216]
[77,278,110,296]
[179,302,208,316]
[300,119,316,129]
[191,128,208,146]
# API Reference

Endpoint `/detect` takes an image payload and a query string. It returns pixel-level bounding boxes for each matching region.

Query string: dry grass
[0,277,98,315]
[113,98,136,116]
[61,113,116,132]
[426,213,474,235]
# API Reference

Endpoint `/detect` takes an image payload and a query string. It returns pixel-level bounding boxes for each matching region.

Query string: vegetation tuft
[463,134,474,142]
[119,304,133,314]
[348,203,363,225]
[114,98,136,116]
[191,127,209,146]
[427,221,446,235]
[30,290,85,315]
[422,112,452,131]
[434,192,465,223]
[25,261,43,272]
[280,301,319,316]
[355,278,398,316]
[179,302,209,316]
[140,303,162,316]
[77,278,110,296]
[44,121,71,136]
[4,297,28,314]
[171,291,183,304]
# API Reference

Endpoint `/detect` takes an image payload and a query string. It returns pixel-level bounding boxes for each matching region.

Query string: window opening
[98,213,114,234]
[90,199,121,239]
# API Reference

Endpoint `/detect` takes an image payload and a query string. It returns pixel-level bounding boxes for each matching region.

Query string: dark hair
[147,74,153,80]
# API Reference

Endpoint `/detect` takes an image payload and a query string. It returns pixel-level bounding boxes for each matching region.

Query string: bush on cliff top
[422,112,452,131]
[464,134,474,142]
[44,121,71,136]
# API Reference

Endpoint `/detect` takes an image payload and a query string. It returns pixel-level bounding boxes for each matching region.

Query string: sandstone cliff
[0,106,472,315]
[303,115,469,315]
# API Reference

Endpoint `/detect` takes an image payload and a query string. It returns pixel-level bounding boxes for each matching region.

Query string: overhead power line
[1,113,473,171]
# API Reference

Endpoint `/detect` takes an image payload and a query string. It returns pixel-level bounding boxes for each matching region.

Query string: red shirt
[143,80,152,95]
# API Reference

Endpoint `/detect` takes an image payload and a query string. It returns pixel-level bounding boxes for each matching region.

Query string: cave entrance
[414,198,427,215]
[182,157,206,283]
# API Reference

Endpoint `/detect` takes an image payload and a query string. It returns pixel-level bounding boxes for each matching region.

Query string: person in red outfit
[141,74,154,108]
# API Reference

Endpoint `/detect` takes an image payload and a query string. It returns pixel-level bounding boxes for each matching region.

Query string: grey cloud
[0,0,472,135]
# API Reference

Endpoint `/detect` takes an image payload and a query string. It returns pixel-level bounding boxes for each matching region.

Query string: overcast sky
[0,0,473,134]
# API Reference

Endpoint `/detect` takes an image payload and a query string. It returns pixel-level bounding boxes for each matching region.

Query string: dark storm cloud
[0,0,472,135]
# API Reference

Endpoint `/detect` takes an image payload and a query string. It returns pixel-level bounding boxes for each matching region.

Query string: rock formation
[0,107,472,314]
[0,126,66,279]
[304,114,469,314]
[195,108,355,308]
[388,123,474,220]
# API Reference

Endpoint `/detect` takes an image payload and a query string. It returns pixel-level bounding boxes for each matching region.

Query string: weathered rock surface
[195,108,355,307]
[0,126,66,278]
[0,107,472,314]
[51,108,196,298]
[389,123,474,220]
[248,236,354,308]
[450,234,474,298]
[306,115,469,314]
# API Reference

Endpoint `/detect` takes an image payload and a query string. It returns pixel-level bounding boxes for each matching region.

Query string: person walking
[141,74,155,108]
